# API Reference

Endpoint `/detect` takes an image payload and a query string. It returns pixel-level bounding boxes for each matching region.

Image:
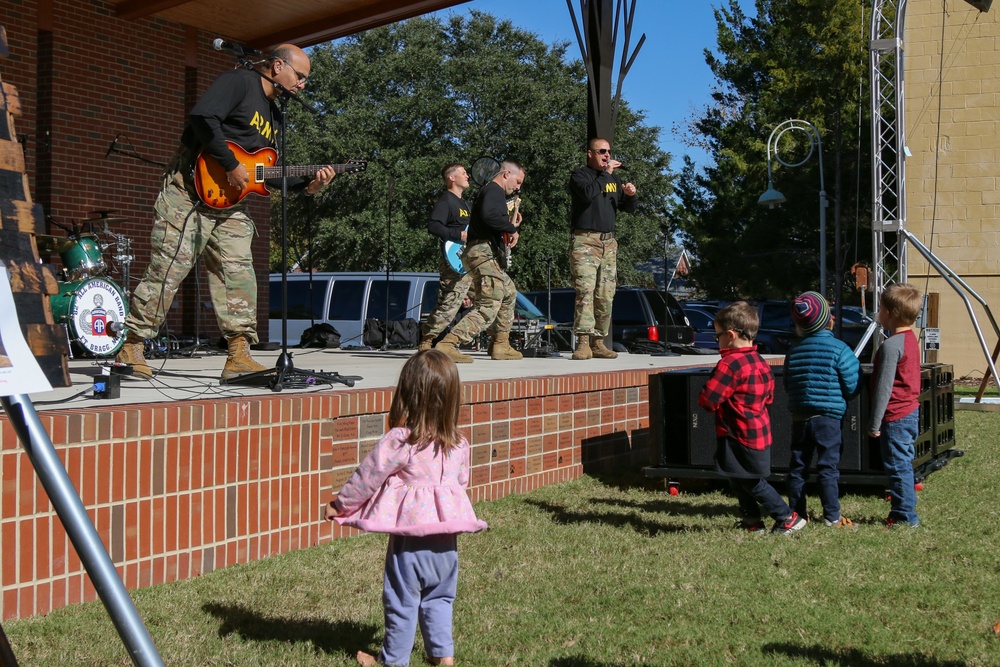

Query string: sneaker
[772,512,807,535]
[883,516,919,529]
[736,519,766,533]
[824,516,856,529]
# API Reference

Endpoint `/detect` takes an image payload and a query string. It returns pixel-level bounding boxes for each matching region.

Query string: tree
[275,12,674,292]
[670,0,870,301]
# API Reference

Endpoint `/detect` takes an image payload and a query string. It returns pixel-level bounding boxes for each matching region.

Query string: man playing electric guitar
[419,164,474,351]
[117,44,336,380]
[436,160,525,364]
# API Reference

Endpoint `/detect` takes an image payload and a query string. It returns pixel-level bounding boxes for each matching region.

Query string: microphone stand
[382,176,395,352]
[223,57,360,390]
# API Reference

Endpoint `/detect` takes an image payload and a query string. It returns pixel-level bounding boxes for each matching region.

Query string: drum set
[38,213,134,358]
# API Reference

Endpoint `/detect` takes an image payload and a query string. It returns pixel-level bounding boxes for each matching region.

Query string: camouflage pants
[449,242,516,344]
[422,256,475,340]
[125,168,258,343]
[570,231,617,337]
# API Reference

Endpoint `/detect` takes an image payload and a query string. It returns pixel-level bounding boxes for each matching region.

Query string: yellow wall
[904,2,1000,378]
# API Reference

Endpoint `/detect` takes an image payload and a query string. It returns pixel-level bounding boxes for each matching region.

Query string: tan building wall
[904,2,1000,379]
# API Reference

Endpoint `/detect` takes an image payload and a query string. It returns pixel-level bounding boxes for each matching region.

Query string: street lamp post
[757,119,829,295]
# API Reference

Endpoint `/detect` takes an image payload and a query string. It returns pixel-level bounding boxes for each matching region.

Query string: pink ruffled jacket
[333,427,488,536]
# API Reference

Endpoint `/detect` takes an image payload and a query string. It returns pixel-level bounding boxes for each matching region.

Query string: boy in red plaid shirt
[699,301,806,535]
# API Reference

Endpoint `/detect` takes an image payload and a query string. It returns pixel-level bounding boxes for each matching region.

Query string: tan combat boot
[436,332,473,363]
[221,335,269,379]
[571,334,592,360]
[590,336,619,359]
[489,332,522,360]
[116,332,152,379]
[418,335,434,351]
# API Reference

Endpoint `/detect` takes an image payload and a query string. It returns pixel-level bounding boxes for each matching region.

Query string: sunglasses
[714,328,748,341]
[593,148,611,155]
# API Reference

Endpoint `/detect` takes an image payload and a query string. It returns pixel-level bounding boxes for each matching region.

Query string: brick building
[905,3,1000,378]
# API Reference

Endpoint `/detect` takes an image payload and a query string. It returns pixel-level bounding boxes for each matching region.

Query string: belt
[573,230,615,241]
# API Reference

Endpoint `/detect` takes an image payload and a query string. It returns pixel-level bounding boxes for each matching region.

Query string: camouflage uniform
[448,241,516,342]
[570,231,617,337]
[124,151,259,343]
[422,257,474,340]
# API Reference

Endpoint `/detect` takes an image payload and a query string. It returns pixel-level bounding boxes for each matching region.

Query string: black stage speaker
[649,366,877,474]
[648,368,716,467]
[964,0,992,12]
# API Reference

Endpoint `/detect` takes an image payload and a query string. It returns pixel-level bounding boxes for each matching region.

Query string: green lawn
[6,410,1000,666]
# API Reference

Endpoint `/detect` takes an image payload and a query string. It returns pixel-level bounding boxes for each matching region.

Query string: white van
[268,271,550,349]
[268,272,440,347]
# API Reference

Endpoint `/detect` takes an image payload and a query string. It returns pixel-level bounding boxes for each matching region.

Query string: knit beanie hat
[791,291,831,335]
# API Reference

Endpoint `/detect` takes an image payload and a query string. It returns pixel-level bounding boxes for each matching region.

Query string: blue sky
[430,0,756,167]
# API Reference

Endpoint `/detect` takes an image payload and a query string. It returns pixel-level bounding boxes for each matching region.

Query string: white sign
[924,327,940,351]
[0,266,54,397]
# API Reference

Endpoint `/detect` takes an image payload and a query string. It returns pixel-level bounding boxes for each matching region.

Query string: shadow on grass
[202,602,379,657]
[550,657,641,667]
[590,496,735,519]
[762,642,968,666]
[523,499,707,536]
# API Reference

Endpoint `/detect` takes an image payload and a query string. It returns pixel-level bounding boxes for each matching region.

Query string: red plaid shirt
[698,346,774,450]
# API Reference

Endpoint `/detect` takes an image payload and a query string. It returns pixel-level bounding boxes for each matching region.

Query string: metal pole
[0,395,164,667]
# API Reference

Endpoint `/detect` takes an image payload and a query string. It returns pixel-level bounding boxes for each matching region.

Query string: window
[612,291,645,325]
[328,280,365,320]
[761,302,795,331]
[271,279,329,320]
[642,290,687,326]
[366,281,413,321]
[420,281,440,319]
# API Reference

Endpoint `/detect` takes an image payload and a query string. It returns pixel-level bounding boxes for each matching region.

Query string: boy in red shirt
[868,283,923,528]
[699,302,806,534]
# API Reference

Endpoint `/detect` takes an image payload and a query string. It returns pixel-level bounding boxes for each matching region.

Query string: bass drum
[50,277,128,357]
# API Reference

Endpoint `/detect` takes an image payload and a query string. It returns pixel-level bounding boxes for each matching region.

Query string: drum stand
[221,69,359,390]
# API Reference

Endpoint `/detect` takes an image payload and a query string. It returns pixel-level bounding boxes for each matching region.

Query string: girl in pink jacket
[325,350,487,666]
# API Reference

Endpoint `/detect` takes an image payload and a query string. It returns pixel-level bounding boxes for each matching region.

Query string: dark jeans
[787,415,844,523]
[880,408,920,526]
[730,477,793,522]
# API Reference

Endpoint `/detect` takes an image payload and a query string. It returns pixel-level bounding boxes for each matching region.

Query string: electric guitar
[193,140,367,209]
[441,195,521,274]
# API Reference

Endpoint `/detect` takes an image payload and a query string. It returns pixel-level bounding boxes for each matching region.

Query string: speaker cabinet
[647,364,956,484]
[649,366,876,475]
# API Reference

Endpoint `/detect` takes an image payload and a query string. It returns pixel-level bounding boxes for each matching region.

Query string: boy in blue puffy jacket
[784,292,862,528]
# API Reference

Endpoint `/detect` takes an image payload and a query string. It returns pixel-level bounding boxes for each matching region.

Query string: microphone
[213,38,263,58]
[614,164,629,172]
[106,133,120,159]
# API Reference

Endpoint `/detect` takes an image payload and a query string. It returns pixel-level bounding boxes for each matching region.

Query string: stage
[3,346,721,621]
[29,345,719,409]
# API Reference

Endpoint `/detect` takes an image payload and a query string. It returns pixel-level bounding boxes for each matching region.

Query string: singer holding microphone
[117,43,336,380]
[567,137,637,360]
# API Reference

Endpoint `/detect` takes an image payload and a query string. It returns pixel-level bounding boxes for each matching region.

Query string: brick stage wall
[0,368,658,621]
[0,0,272,340]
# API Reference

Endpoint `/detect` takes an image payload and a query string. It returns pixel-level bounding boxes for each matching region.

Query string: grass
[7,411,1000,666]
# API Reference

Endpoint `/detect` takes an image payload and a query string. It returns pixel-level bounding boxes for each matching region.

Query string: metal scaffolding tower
[868,0,910,314]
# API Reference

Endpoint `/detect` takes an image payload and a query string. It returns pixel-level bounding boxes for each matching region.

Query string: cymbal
[35,234,74,254]
[82,216,129,224]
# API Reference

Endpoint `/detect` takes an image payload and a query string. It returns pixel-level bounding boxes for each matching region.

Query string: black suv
[523,287,696,353]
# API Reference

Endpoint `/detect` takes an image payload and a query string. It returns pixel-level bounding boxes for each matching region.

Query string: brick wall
[904,2,1000,378]
[0,368,657,621]
[0,0,272,341]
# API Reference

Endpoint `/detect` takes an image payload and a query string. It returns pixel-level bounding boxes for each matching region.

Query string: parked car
[522,286,696,353]
[755,299,873,359]
[679,301,721,350]
[269,272,547,349]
